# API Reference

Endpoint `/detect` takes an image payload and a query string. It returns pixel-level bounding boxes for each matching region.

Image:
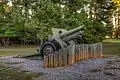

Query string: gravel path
[0,56,120,80]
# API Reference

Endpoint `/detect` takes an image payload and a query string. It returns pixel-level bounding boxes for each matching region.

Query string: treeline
[0,0,116,46]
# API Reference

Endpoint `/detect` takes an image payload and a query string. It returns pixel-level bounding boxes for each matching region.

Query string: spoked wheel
[40,40,61,58]
[43,45,54,56]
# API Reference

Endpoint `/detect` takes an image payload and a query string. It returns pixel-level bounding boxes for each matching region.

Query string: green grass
[0,65,42,80]
[103,39,120,56]
[0,48,37,56]
[103,39,120,43]
[0,40,119,56]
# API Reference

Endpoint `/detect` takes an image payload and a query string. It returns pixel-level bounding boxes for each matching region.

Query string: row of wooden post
[43,43,102,68]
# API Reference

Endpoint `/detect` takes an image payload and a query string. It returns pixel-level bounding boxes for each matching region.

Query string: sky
[7,0,12,6]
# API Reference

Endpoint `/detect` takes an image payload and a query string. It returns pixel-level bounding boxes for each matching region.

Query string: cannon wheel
[40,40,61,58]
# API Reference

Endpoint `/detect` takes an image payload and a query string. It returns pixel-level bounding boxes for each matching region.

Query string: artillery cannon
[40,25,84,57]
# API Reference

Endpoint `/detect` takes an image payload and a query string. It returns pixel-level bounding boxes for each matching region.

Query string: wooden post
[61,49,65,66]
[75,45,77,62]
[78,45,81,61]
[95,44,97,58]
[100,43,103,58]
[94,44,96,58]
[92,44,94,58]
[43,55,49,68]
[64,48,68,66]
[95,43,97,58]
[83,45,85,60]
[90,44,92,59]
[86,45,88,59]
[97,43,100,58]
[58,50,62,67]
[81,45,84,60]
[96,43,98,58]
[68,47,71,65]
[80,45,82,60]
[75,45,78,62]
[68,47,74,65]
[76,45,79,61]
[50,54,54,67]
[48,54,52,68]
[71,45,75,64]
[53,52,59,67]
[93,44,96,58]
[88,44,91,59]
[84,45,87,60]
[63,53,66,66]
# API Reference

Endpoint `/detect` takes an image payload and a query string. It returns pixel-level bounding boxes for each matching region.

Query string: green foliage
[0,0,117,44]
[81,0,114,43]
[0,4,3,13]
[0,24,18,37]
[82,19,103,43]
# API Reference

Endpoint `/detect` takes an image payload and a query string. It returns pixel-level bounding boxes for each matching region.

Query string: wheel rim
[43,45,54,56]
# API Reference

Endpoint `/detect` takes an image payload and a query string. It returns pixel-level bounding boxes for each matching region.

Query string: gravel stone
[0,56,120,80]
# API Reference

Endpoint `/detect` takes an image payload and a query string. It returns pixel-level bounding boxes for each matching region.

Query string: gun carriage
[40,25,84,57]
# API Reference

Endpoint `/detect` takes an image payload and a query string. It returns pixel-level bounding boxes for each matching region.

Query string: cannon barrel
[59,25,84,40]
[62,31,82,41]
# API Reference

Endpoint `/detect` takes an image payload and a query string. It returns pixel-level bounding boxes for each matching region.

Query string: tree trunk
[2,37,6,47]
[6,37,10,47]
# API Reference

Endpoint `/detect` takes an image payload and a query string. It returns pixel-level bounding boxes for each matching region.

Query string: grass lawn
[0,40,119,56]
[0,65,42,80]
[103,39,120,56]
[0,47,37,56]
[103,39,120,43]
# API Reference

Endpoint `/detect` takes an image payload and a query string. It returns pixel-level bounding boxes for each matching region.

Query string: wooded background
[0,0,119,47]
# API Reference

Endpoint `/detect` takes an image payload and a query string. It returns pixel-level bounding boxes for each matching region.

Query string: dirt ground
[0,55,120,80]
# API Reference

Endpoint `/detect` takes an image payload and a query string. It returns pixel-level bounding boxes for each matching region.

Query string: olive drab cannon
[40,25,84,57]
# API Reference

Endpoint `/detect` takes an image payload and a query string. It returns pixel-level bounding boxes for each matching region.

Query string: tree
[7,0,115,44]
[0,0,14,47]
[81,0,116,43]
[11,0,88,39]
